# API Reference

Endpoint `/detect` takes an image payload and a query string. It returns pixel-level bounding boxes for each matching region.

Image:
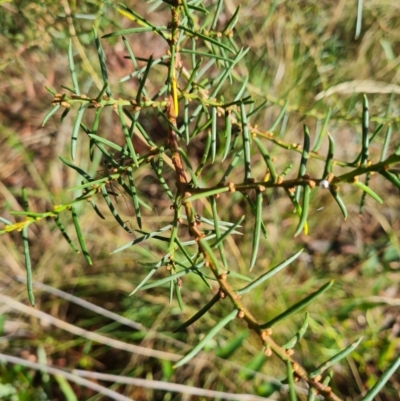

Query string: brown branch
[165,5,343,401]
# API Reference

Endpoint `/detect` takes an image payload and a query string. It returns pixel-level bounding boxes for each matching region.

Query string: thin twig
[0,353,132,401]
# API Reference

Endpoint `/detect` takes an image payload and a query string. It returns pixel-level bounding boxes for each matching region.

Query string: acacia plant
[1,1,400,400]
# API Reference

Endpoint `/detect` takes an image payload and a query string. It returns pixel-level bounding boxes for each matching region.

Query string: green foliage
[1,1,400,400]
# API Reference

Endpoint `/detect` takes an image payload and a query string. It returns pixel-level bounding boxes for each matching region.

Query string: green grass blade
[122,35,138,71]
[211,215,245,249]
[68,39,80,95]
[195,132,211,176]
[380,170,400,191]
[41,105,60,127]
[125,168,141,228]
[54,375,78,401]
[174,279,184,311]
[282,312,309,349]
[93,27,111,97]
[118,104,139,168]
[294,185,310,237]
[181,0,194,28]
[287,360,298,401]
[211,0,224,30]
[136,56,153,104]
[223,5,240,32]
[129,268,157,296]
[59,156,93,182]
[359,173,370,214]
[210,48,249,98]
[239,351,266,380]
[238,249,303,295]
[100,186,132,233]
[249,189,262,271]
[199,236,222,275]
[222,110,232,161]
[89,108,102,160]
[0,216,12,225]
[353,180,383,204]
[248,99,268,118]
[88,134,123,152]
[260,281,334,329]
[54,216,79,253]
[240,102,251,181]
[150,158,174,201]
[182,57,203,92]
[174,309,238,368]
[179,25,236,54]
[21,188,34,306]
[310,337,363,378]
[380,124,393,161]
[298,124,310,178]
[360,355,400,401]
[185,187,229,202]
[215,330,248,359]
[268,100,288,132]
[102,26,168,38]
[140,269,193,290]
[183,98,190,143]
[179,147,199,187]
[181,49,235,63]
[211,107,217,163]
[361,94,369,166]
[355,0,363,39]
[243,192,267,238]
[88,199,106,220]
[71,205,92,265]
[369,123,383,143]
[111,225,172,254]
[253,137,277,183]
[312,108,332,152]
[322,134,334,179]
[71,104,86,161]
[280,163,293,177]
[210,197,227,267]
[330,189,348,219]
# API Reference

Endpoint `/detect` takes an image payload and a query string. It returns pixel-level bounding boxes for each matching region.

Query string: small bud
[237,310,245,319]
[219,273,228,281]
[260,329,272,339]
[286,348,294,356]
[264,347,272,357]
[219,290,226,299]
